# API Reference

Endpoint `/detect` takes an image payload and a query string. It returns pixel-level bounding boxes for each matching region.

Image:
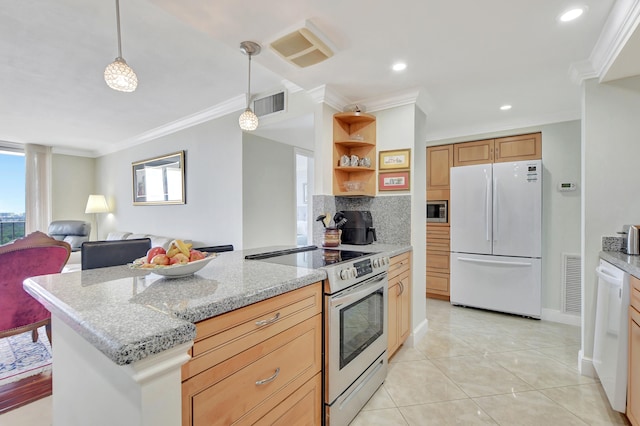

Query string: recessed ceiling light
[392,62,407,71]
[559,7,585,22]
[500,105,512,111]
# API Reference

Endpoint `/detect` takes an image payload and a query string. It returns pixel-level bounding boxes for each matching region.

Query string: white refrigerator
[449,160,542,318]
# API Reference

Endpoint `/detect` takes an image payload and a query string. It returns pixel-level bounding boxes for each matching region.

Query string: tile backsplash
[602,236,624,252]
[312,195,411,246]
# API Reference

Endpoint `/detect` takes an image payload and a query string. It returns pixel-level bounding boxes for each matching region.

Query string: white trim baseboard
[578,349,597,378]
[541,308,581,326]
[407,318,429,348]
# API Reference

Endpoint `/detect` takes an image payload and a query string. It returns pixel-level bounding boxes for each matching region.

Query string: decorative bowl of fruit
[130,239,216,278]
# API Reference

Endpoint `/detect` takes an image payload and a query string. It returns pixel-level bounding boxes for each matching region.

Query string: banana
[174,239,191,256]
[167,244,181,258]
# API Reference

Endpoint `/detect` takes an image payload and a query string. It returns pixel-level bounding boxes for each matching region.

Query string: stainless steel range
[246,246,390,425]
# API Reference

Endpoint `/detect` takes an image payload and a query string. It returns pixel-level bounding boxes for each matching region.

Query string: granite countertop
[600,250,640,277]
[24,244,412,366]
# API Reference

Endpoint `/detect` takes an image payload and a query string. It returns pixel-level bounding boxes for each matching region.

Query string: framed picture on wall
[379,149,411,170]
[132,151,185,205]
[379,171,410,191]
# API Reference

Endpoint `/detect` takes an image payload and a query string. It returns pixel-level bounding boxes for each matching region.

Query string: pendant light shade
[104,57,137,92]
[105,0,137,92]
[238,41,261,131]
[239,108,259,131]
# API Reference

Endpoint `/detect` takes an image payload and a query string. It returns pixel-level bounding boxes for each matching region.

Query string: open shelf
[333,112,376,197]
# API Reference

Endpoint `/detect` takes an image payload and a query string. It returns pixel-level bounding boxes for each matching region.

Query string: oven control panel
[336,256,389,281]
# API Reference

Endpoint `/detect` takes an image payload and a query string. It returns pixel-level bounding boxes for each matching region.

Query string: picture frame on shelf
[132,151,185,205]
[379,171,410,191]
[379,149,411,170]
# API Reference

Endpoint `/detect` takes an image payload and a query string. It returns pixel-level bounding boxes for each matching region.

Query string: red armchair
[0,231,71,344]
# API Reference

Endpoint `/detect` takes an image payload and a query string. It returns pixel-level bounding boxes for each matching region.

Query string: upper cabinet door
[453,139,494,166]
[427,145,453,191]
[494,133,541,163]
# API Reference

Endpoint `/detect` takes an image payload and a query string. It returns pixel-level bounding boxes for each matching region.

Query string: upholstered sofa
[48,220,91,251]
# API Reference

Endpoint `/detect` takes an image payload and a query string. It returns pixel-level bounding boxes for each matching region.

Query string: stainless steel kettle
[624,224,640,255]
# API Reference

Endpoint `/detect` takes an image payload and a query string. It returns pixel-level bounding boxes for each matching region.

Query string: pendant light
[238,41,261,131]
[104,0,138,92]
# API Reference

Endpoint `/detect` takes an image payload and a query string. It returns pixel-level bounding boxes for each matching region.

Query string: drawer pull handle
[255,312,280,327]
[256,368,280,385]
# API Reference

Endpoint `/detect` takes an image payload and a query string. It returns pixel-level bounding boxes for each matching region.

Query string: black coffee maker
[338,211,377,245]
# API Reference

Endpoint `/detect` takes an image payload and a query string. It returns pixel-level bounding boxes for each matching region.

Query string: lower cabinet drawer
[426,250,450,272]
[256,372,322,425]
[183,314,321,426]
[426,272,449,293]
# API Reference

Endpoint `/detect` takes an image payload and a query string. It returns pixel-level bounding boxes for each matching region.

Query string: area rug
[0,328,52,387]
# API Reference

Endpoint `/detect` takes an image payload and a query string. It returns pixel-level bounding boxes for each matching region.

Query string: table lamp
[85,194,110,240]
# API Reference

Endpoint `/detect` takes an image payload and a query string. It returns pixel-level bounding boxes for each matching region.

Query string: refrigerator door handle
[485,174,491,242]
[493,177,498,242]
[458,257,532,267]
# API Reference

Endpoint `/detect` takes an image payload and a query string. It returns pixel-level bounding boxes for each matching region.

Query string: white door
[450,164,492,255]
[492,160,542,258]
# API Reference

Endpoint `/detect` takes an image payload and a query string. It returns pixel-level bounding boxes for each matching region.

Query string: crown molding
[308,85,351,111]
[97,94,246,156]
[52,146,98,158]
[568,60,598,85]
[355,88,430,114]
[589,0,640,81]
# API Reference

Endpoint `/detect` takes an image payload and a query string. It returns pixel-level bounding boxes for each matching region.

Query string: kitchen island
[23,243,410,425]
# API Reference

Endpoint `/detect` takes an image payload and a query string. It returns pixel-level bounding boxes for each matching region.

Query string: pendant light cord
[246,53,252,108]
[115,0,123,58]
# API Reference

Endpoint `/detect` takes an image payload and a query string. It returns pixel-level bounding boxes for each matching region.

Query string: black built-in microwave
[426,200,447,223]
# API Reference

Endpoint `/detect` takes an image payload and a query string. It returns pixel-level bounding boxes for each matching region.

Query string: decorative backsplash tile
[602,236,623,252]
[312,195,411,246]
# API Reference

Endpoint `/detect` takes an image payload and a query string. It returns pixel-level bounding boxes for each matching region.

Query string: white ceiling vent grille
[253,90,286,118]
[270,26,334,68]
[562,253,581,315]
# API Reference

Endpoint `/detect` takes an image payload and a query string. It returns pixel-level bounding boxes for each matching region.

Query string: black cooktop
[245,246,376,269]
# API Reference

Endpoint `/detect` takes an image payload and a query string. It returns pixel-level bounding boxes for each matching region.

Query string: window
[0,147,26,243]
[295,150,314,246]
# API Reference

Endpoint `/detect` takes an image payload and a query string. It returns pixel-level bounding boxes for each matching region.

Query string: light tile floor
[350,298,630,426]
[0,299,631,426]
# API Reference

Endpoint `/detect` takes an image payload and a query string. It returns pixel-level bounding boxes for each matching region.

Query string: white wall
[242,133,296,249]
[96,113,243,249]
[427,120,582,317]
[51,154,97,237]
[581,76,640,372]
[373,104,428,336]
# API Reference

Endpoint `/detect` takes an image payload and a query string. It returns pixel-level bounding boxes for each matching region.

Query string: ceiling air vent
[253,90,286,118]
[270,26,333,68]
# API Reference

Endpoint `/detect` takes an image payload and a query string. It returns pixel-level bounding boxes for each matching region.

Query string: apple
[169,253,189,265]
[189,249,205,262]
[147,246,166,263]
[150,254,170,265]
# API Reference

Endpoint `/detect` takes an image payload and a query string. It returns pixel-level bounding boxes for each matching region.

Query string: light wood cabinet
[453,132,541,166]
[453,139,494,166]
[182,283,322,426]
[494,133,541,163]
[333,112,377,197]
[427,145,453,191]
[388,252,411,358]
[628,276,640,426]
[426,225,450,300]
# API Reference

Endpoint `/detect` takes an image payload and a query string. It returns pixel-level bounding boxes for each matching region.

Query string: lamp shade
[85,195,110,214]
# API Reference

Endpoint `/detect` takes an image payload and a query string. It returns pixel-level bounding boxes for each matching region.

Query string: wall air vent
[270,26,334,68]
[253,90,286,118]
[561,253,581,315]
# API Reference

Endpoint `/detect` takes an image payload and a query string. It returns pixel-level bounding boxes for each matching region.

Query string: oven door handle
[330,273,387,308]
